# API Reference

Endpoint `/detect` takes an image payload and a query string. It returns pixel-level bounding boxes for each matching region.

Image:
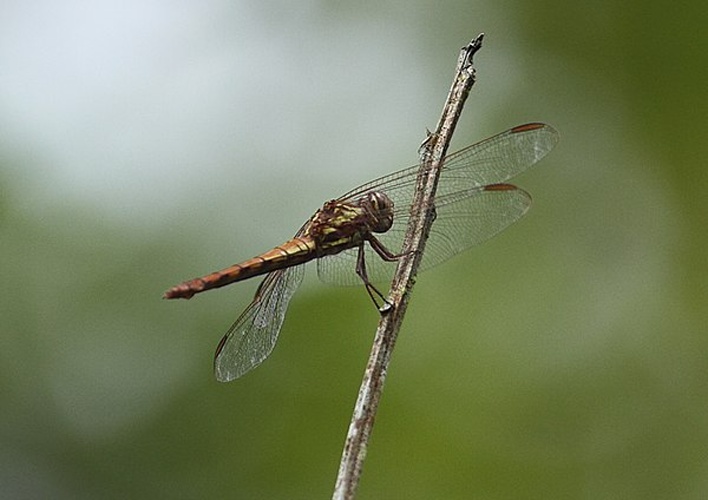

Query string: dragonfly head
[361,191,394,233]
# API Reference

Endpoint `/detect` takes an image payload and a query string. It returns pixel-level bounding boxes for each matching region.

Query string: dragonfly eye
[364,191,394,233]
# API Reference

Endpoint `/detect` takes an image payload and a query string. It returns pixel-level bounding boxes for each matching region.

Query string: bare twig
[332,34,485,500]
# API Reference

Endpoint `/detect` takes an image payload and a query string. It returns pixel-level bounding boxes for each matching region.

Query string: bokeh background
[2,1,707,498]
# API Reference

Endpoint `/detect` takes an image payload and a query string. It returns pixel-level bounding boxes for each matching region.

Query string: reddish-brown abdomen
[163,236,317,300]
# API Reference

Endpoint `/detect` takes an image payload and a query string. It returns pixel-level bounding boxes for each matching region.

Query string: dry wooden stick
[332,33,485,500]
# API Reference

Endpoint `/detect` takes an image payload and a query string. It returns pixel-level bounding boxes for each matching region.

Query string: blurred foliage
[2,1,707,499]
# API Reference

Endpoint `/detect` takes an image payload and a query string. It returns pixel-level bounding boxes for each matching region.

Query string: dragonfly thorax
[359,191,394,233]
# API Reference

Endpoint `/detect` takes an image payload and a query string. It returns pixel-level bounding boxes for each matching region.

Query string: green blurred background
[2,1,707,498]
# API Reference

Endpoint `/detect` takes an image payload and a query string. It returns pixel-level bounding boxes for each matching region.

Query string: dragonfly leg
[367,234,410,262]
[356,242,393,313]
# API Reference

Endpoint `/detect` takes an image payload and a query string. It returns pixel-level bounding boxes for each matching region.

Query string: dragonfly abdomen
[164,237,316,299]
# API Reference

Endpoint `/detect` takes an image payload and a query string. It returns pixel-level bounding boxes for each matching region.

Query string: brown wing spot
[484,183,517,192]
[510,123,545,133]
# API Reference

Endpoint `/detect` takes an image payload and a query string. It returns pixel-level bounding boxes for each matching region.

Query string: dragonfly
[164,122,559,382]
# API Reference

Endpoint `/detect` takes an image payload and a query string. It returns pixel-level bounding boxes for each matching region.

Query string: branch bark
[332,34,485,500]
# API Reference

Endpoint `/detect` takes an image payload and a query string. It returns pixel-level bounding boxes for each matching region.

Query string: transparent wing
[422,185,532,269]
[317,185,532,285]
[317,123,557,286]
[213,220,313,382]
[213,264,305,382]
[338,123,558,209]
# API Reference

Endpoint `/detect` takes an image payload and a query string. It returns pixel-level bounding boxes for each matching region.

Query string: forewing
[213,264,305,382]
[338,123,558,211]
